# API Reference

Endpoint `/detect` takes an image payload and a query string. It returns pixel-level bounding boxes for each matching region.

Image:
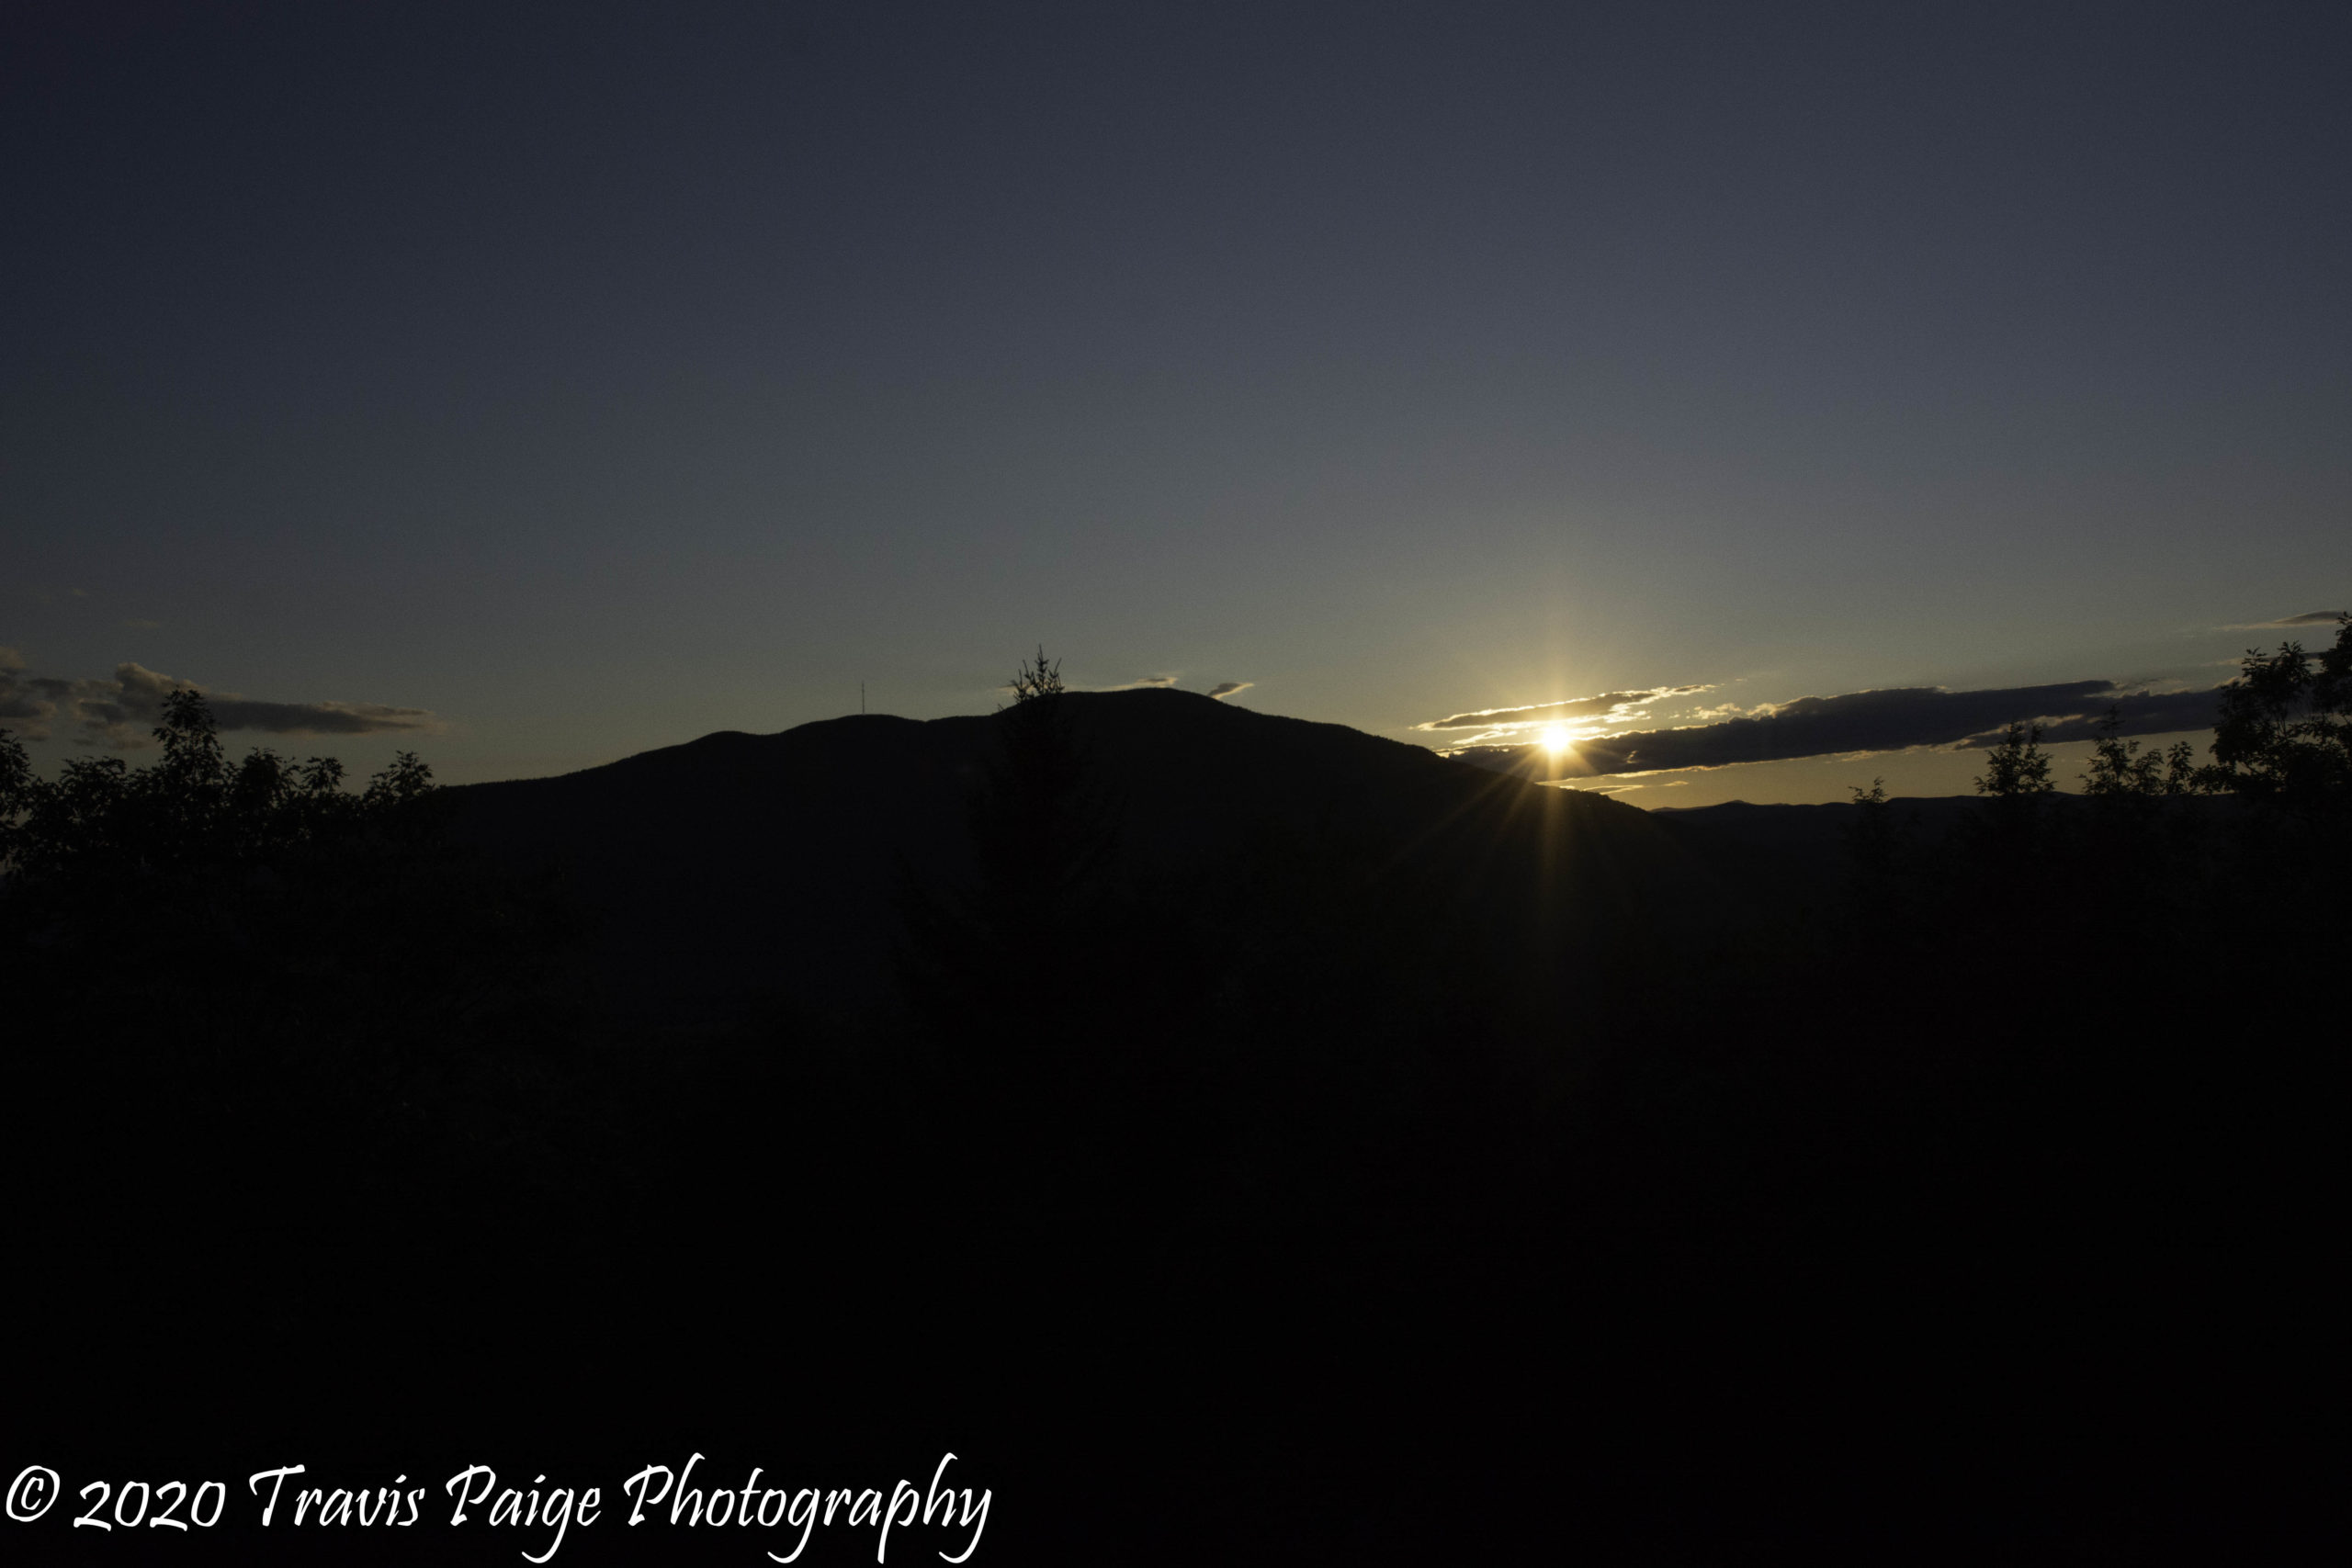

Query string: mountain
[446,688,1740,1026]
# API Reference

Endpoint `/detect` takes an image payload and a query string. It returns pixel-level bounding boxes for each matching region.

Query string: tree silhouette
[2199,613,2352,810]
[972,647,1114,921]
[897,648,1121,1070]
[1974,719,2053,799]
[2081,705,2199,800]
[1,692,571,1046]
[1006,643,1067,705]
[1842,776,1916,942]
[0,688,439,888]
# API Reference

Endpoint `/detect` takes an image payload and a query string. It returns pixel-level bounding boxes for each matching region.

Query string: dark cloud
[0,652,58,737]
[206,695,441,737]
[0,660,438,748]
[1958,687,2231,748]
[1419,685,1711,732]
[1445,749,1532,777]
[1445,679,2230,778]
[1207,682,1253,701]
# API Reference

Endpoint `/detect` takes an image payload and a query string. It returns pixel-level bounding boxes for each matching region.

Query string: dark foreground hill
[6,689,2331,1562]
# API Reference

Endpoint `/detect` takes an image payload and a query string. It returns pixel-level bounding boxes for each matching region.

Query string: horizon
[0,645,2318,811]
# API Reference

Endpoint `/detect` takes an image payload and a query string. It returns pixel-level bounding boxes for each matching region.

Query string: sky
[6,1,2347,807]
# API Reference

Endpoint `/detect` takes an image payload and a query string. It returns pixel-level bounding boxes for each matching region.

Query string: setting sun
[1541,726,1571,754]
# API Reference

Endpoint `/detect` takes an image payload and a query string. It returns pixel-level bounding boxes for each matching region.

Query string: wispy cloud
[1207,681,1254,701]
[1417,684,1712,738]
[1444,678,2229,779]
[2222,610,2346,629]
[0,659,440,749]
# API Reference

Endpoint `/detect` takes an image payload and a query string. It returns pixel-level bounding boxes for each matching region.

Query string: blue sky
[6,3,2346,804]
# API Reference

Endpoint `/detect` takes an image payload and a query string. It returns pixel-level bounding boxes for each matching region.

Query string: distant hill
[1645,790,2248,920]
[447,688,1741,1025]
[1644,795,1996,921]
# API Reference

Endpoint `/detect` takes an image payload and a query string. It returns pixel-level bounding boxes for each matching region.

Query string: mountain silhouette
[447,687,1738,1026]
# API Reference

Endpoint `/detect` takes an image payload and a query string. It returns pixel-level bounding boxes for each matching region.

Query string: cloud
[2222,611,2346,629]
[1207,681,1254,701]
[0,654,61,737]
[1956,686,2232,748]
[204,694,441,738]
[0,660,439,748]
[1443,678,2230,779]
[1102,673,1181,691]
[1418,685,1711,734]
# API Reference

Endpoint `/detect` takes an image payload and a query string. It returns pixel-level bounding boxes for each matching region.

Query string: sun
[1541,726,1571,755]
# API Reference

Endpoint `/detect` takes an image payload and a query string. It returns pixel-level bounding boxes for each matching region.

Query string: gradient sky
[6,2,2347,805]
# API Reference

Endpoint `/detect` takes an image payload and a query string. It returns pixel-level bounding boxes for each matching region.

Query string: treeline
[1850,614,2352,960]
[1840,626,2345,1178]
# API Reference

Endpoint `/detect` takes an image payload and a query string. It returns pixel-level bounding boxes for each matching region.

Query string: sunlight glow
[1541,726,1571,754]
